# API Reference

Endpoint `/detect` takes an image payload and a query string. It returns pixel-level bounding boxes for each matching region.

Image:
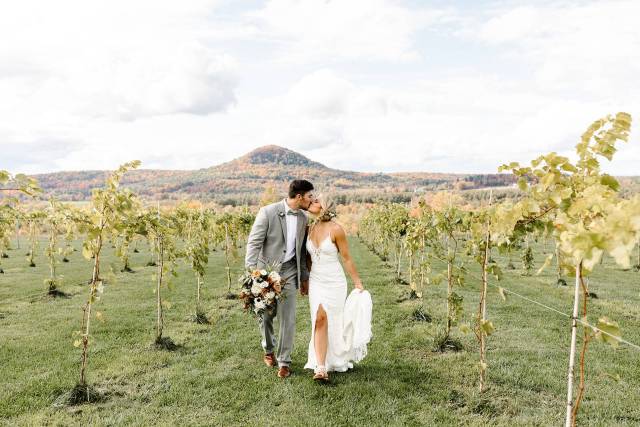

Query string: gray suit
[245,200,310,367]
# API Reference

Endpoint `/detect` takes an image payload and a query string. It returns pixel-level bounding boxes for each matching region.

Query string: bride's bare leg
[314,305,328,367]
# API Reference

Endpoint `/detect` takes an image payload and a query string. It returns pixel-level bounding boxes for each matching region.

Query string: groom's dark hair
[288,179,314,198]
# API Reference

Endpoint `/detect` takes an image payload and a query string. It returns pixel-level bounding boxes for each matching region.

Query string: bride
[304,195,370,381]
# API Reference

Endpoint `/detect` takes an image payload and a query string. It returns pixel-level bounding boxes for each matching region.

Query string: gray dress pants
[259,258,298,367]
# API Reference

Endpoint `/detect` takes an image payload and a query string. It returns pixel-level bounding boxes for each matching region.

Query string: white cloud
[477,6,540,44]
[285,69,353,118]
[474,0,640,97]
[0,0,238,123]
[0,136,85,175]
[250,0,443,63]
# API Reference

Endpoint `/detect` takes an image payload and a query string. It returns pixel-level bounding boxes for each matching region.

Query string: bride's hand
[355,282,364,292]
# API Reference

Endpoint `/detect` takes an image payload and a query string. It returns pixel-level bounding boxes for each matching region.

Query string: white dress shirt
[283,199,298,263]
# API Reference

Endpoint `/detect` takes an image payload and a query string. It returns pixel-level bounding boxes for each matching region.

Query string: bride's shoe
[313,365,329,382]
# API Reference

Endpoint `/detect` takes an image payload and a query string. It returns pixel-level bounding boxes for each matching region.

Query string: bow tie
[287,210,300,216]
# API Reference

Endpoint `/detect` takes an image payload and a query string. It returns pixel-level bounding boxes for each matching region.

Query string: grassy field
[1,236,639,426]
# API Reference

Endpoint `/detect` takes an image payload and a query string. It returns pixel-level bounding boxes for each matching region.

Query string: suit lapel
[277,202,287,242]
[296,212,306,255]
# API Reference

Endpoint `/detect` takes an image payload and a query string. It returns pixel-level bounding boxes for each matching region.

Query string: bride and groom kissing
[245,179,372,381]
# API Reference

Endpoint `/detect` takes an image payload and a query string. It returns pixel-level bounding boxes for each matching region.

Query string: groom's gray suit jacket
[245,201,310,288]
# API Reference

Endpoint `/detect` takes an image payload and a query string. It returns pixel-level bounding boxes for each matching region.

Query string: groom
[245,179,314,378]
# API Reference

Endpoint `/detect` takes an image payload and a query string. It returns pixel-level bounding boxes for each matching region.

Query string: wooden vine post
[565,261,582,427]
[478,192,493,392]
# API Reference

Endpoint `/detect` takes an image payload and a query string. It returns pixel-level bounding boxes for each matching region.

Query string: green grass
[1,237,639,426]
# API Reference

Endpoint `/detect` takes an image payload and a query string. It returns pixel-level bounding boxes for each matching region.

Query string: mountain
[217,145,328,169]
[30,145,516,204]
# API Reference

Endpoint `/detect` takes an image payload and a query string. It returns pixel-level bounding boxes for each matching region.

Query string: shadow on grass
[52,384,105,408]
[432,330,464,353]
[396,289,422,303]
[411,306,432,323]
[395,277,409,286]
[29,291,76,303]
[152,336,182,351]
[186,311,211,325]
[47,289,72,299]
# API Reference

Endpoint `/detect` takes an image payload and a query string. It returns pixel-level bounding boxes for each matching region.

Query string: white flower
[255,299,266,310]
[259,269,268,276]
[261,281,269,288]
[265,291,275,300]
[268,271,281,282]
[251,283,262,296]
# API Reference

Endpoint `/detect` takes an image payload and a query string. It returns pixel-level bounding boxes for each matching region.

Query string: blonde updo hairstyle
[316,194,337,222]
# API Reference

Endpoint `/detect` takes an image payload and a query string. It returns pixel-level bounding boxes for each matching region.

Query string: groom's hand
[300,280,309,296]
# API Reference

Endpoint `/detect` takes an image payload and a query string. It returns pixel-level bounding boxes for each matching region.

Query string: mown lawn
[1,236,639,426]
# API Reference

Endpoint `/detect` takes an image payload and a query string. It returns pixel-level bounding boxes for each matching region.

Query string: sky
[1,0,639,175]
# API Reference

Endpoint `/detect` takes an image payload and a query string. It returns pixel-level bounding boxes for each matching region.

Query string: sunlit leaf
[600,174,620,191]
[480,319,495,336]
[594,316,621,348]
[498,287,508,301]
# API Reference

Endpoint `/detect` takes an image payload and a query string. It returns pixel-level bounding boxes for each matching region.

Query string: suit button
[283,250,286,253]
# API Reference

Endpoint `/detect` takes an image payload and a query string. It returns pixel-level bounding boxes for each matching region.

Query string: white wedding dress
[304,236,372,372]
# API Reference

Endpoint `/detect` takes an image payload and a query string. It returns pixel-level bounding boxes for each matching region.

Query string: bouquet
[238,266,284,316]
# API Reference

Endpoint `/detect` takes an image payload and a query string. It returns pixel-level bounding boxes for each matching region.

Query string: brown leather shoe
[263,353,276,367]
[277,366,291,378]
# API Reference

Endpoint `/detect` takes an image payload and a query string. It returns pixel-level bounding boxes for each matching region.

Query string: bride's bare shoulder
[329,221,345,238]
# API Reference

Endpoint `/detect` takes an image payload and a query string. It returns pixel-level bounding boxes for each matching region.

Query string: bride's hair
[317,194,337,222]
